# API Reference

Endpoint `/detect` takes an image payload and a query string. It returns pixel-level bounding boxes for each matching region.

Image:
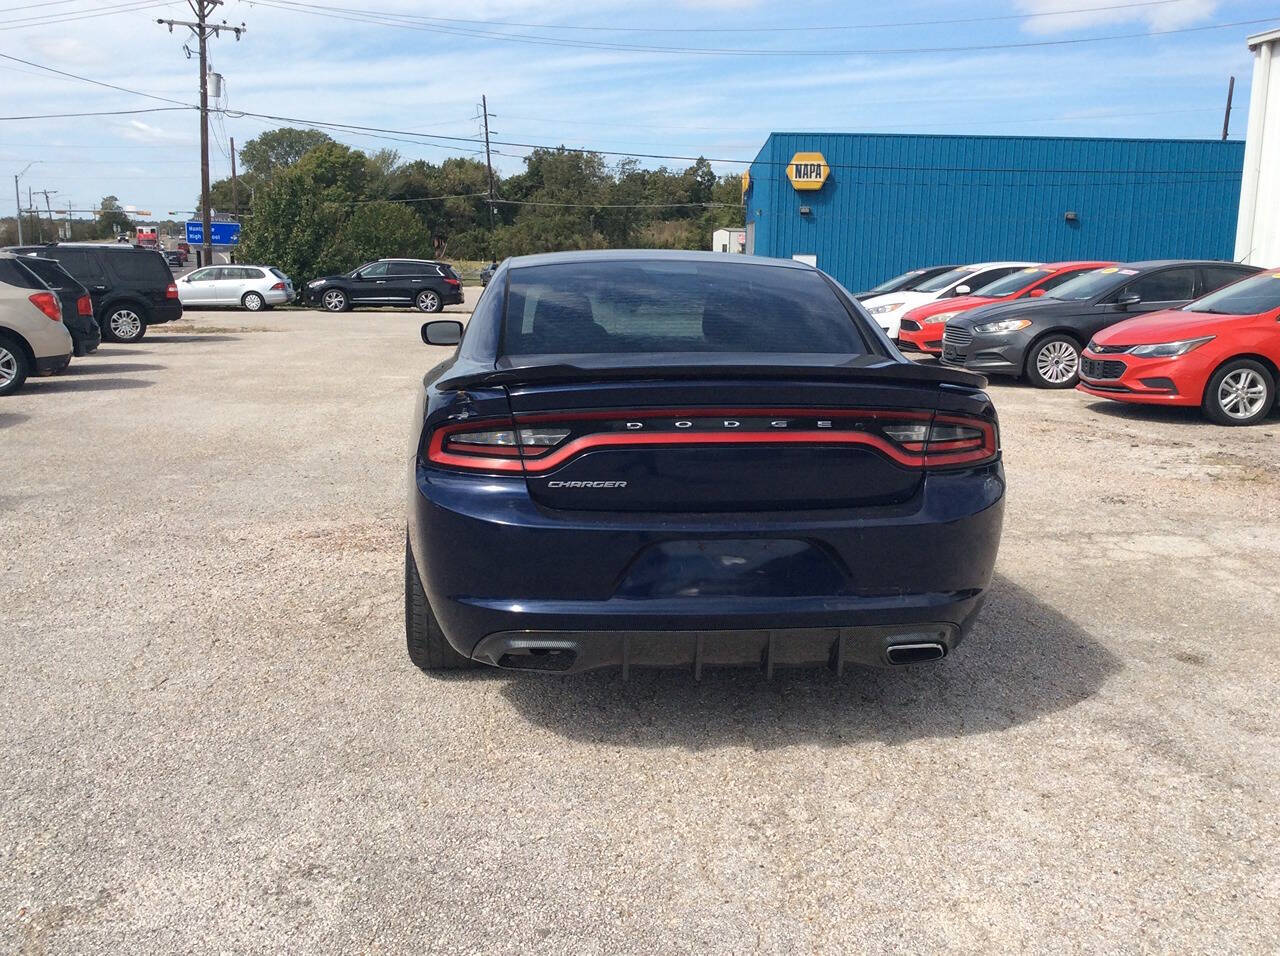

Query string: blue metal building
[744,132,1245,292]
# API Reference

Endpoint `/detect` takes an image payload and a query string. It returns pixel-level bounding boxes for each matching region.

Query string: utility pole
[157,2,245,267]
[28,187,36,243]
[39,189,57,238]
[480,94,496,248]
[229,136,238,221]
[1222,75,1236,141]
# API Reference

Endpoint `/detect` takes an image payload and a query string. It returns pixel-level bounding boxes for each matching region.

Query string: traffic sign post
[185,220,241,246]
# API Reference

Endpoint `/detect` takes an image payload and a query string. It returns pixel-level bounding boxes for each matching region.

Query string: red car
[1078,269,1280,425]
[896,261,1113,354]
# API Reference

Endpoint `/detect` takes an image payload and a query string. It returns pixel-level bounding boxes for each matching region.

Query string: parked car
[405,250,1004,675]
[5,242,181,343]
[852,265,959,301]
[897,262,1113,354]
[176,265,294,311]
[0,253,73,396]
[16,254,100,356]
[480,260,499,287]
[941,261,1261,388]
[861,261,1036,338]
[1079,269,1280,425]
[305,259,463,313]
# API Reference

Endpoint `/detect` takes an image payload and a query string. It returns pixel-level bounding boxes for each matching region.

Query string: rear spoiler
[438,358,988,391]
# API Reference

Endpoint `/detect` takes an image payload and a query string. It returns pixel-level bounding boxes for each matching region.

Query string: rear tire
[415,290,443,313]
[1202,359,1275,426]
[102,305,147,343]
[242,291,265,312]
[0,335,30,397]
[405,533,476,671]
[1025,334,1080,389]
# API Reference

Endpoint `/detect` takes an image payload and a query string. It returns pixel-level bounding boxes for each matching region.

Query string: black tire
[405,533,476,671]
[1202,358,1275,426]
[320,289,349,313]
[101,304,148,343]
[415,289,443,313]
[0,334,30,397]
[1024,334,1080,389]
[241,291,265,312]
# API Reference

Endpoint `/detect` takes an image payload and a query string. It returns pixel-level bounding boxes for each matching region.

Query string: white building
[711,228,747,254]
[1236,28,1280,267]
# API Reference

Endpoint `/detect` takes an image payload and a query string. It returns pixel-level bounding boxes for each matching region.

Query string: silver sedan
[176,265,294,311]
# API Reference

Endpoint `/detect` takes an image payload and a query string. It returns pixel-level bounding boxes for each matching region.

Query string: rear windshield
[502,260,867,356]
[1045,267,1131,301]
[0,257,46,290]
[1184,271,1280,315]
[15,256,79,290]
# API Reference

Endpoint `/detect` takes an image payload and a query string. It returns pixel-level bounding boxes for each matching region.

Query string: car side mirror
[953,285,971,295]
[1115,293,1141,309]
[422,320,463,346]
[1028,288,1046,298]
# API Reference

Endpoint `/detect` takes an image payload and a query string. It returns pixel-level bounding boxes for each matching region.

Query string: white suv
[0,253,74,396]
[860,261,1037,339]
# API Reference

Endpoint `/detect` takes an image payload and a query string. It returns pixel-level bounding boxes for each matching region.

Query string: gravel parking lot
[3,295,1278,952]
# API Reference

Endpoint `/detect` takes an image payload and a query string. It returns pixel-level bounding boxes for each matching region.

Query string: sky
[1,0,1277,219]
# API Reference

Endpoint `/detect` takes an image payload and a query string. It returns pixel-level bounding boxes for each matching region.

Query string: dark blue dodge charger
[407,250,1005,676]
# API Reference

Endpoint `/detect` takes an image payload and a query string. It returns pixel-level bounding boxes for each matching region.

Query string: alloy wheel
[1036,340,1079,384]
[0,346,16,389]
[322,290,346,312]
[417,291,440,313]
[1217,368,1268,420]
[109,309,143,340]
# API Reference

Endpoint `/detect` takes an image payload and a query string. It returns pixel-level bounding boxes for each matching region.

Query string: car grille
[1081,357,1126,380]
[942,327,973,348]
[1087,342,1130,355]
[900,319,921,332]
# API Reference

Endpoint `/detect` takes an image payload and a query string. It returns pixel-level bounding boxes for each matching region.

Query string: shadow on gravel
[29,376,154,393]
[1082,399,1210,426]
[145,333,240,342]
[0,412,29,428]
[68,363,166,376]
[93,347,152,356]
[493,576,1120,748]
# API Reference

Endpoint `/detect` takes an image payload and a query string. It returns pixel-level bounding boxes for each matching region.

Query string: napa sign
[786,152,830,191]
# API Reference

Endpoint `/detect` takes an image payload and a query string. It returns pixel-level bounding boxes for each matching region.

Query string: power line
[0,52,193,106]
[0,106,195,121]
[0,0,179,31]
[251,1,1279,57]
[238,0,1199,34]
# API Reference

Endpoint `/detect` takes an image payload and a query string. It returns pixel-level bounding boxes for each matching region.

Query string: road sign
[185,220,241,245]
[786,152,830,191]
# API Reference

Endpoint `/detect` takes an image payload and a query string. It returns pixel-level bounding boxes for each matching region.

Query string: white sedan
[861,261,1035,338]
[176,265,294,311]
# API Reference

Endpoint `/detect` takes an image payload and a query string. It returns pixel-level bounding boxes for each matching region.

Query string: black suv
[6,243,182,343]
[304,259,463,313]
[941,260,1261,388]
[16,255,101,356]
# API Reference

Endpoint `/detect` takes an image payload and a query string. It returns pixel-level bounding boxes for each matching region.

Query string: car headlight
[867,302,903,315]
[308,279,326,288]
[1128,335,1214,357]
[924,311,959,325]
[973,318,1033,334]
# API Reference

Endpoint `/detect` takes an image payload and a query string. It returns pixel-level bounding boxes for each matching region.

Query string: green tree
[326,201,433,267]
[239,127,334,179]
[95,196,132,238]
[239,167,343,281]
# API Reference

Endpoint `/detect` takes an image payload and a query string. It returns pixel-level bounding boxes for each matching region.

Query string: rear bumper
[35,352,72,374]
[68,324,101,356]
[409,461,1005,673]
[149,301,183,325]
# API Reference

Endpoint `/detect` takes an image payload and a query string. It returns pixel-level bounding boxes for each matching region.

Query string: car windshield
[973,267,1048,297]
[1184,271,1280,315]
[914,267,973,293]
[1045,268,1131,301]
[502,260,867,356]
[865,269,923,294]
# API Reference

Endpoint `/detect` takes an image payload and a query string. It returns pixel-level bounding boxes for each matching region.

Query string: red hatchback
[1078,269,1280,425]
[897,261,1113,354]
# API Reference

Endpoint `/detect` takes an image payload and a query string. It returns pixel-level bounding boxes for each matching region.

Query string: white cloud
[1016,0,1221,35]
[118,120,190,144]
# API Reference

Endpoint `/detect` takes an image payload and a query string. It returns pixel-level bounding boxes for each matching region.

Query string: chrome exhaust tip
[886,642,946,665]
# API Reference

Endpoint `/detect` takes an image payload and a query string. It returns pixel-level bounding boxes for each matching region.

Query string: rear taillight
[166,282,179,299]
[29,292,61,322]
[77,295,93,316]
[270,281,286,291]
[444,277,461,287]
[424,409,998,474]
